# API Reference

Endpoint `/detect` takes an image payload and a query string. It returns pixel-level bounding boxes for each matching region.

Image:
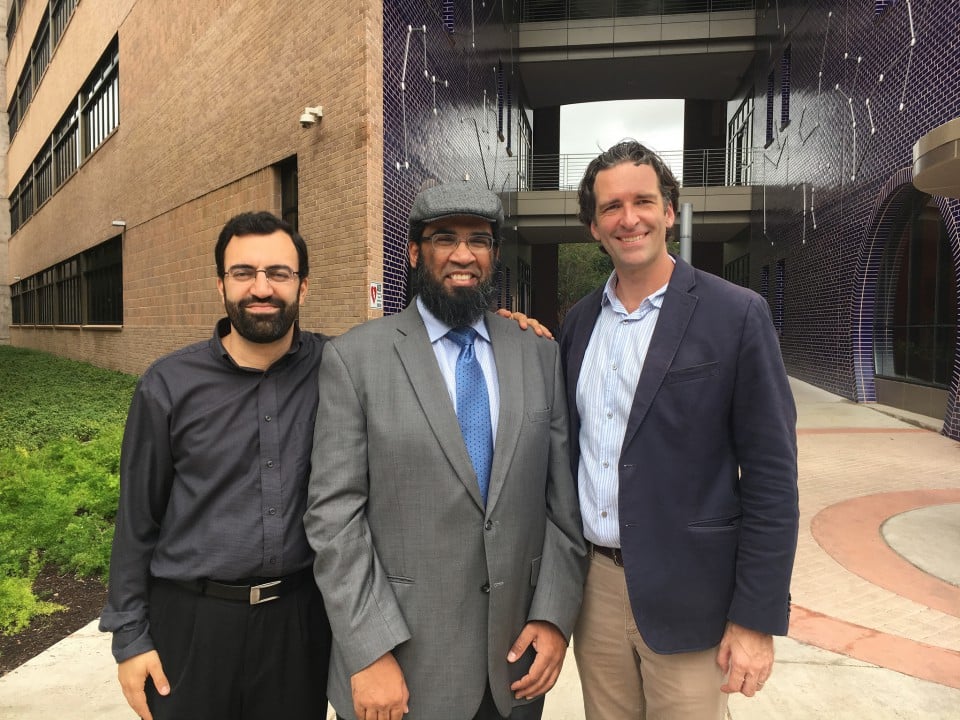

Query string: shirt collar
[213,317,304,365]
[415,296,490,343]
[600,256,675,314]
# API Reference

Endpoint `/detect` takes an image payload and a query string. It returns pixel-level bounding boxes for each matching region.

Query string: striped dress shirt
[576,271,668,548]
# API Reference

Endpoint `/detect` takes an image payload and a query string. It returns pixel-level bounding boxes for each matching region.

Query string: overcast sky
[560,99,685,155]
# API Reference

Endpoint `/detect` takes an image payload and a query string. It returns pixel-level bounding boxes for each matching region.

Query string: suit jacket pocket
[664,361,720,384]
[386,575,415,584]
[526,407,551,423]
[530,556,541,587]
[688,514,741,531]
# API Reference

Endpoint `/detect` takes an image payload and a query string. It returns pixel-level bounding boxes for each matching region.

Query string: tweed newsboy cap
[407,183,504,239]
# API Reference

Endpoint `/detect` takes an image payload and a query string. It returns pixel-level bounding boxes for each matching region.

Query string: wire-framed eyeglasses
[224,265,300,284]
[421,232,496,254]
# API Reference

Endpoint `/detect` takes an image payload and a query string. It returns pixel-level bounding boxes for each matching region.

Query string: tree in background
[557,243,613,325]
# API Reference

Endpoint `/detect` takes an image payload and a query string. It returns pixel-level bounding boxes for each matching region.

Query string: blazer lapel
[621,259,698,450]
[484,314,522,514]
[393,306,485,509]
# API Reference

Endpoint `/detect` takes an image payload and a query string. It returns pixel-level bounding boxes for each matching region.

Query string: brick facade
[5,0,384,373]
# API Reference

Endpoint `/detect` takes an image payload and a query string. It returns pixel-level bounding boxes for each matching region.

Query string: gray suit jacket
[305,305,587,719]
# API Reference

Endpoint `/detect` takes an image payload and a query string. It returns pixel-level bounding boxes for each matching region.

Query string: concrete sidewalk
[2,378,959,719]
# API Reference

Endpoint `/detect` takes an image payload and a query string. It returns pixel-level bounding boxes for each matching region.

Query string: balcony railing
[521,147,758,192]
[519,0,756,23]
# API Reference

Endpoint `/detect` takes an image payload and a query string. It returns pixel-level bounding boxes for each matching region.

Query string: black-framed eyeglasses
[224,265,300,284]
[421,232,496,254]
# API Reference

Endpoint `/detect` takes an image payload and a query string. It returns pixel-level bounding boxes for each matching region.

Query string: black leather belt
[163,567,312,605]
[591,543,624,567]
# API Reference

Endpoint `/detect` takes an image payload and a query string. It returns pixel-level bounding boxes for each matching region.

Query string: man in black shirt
[100,212,331,720]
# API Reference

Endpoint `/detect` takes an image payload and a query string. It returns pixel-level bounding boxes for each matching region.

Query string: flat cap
[407,183,504,238]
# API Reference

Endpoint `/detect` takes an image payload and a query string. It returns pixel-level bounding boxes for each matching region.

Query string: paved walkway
[2,378,959,719]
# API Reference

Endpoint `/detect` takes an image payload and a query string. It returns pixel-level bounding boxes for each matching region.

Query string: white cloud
[558,99,685,187]
[560,99,685,155]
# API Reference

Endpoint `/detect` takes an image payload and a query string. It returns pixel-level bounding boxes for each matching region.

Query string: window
[723,254,750,288]
[780,47,791,129]
[774,260,785,335]
[9,237,122,327]
[7,0,80,140]
[84,237,123,325]
[10,37,118,233]
[874,193,955,387]
[726,95,753,185]
[875,0,898,15]
[765,71,775,146]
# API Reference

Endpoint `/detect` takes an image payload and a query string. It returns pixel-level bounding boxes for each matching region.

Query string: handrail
[519,0,756,24]
[519,147,759,191]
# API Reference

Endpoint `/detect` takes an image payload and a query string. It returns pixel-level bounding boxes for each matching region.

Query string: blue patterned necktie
[446,327,493,505]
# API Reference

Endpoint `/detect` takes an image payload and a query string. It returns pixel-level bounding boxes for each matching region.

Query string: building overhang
[913,118,960,199]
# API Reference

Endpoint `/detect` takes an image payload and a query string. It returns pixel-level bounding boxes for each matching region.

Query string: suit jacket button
[481,582,490,593]
[484,520,493,530]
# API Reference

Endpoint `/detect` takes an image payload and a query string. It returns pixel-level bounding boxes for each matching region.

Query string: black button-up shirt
[99,319,327,661]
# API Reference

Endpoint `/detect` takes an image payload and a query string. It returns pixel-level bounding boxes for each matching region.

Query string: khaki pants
[573,552,728,720]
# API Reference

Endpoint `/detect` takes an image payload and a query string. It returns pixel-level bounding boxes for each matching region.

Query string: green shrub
[0,554,62,635]
[0,347,134,636]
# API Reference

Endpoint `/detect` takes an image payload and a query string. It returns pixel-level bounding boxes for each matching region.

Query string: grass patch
[0,346,136,634]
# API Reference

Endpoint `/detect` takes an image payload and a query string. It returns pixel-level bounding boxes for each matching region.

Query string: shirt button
[265,415,272,422]
[601,511,608,518]
[606,412,613,419]
[602,461,609,468]
[612,364,618,370]
[268,557,277,565]
[267,507,277,515]
[266,460,274,468]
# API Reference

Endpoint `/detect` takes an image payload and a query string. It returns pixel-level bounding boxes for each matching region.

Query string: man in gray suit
[305,182,587,720]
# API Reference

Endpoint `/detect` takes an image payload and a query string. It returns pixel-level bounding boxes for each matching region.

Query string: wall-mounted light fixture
[111,219,126,227]
[299,106,323,128]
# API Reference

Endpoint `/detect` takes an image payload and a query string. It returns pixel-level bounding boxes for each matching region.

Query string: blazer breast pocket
[526,407,551,423]
[664,361,719,385]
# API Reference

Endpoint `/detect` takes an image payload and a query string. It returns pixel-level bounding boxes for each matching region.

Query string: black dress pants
[145,576,330,720]
[336,683,545,720]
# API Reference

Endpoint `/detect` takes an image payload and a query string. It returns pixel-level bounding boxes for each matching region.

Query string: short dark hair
[577,140,680,228]
[215,211,309,279]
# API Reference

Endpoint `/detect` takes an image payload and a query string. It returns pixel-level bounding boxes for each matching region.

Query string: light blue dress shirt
[576,271,668,547]
[416,297,500,441]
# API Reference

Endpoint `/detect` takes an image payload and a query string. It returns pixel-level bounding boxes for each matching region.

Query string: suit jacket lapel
[485,314,522,514]
[393,306,485,509]
[621,259,698,450]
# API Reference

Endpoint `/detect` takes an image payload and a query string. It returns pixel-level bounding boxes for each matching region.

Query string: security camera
[299,106,323,128]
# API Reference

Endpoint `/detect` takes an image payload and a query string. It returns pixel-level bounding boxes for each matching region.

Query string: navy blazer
[560,256,799,654]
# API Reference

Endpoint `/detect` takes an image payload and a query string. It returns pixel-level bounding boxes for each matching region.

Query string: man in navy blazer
[559,140,799,720]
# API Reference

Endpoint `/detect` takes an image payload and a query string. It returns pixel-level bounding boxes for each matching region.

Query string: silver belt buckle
[249,580,281,605]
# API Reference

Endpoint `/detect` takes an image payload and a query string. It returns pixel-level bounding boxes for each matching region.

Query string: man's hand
[508,620,567,700]
[495,309,555,340]
[716,621,774,697]
[118,650,170,720]
[351,652,410,719]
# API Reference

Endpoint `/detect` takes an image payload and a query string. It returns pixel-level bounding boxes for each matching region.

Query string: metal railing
[521,148,757,192]
[519,0,756,23]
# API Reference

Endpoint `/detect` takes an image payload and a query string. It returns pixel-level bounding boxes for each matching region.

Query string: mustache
[238,297,284,310]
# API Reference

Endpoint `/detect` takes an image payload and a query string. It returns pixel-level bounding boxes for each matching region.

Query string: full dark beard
[225,296,299,343]
[416,262,497,328]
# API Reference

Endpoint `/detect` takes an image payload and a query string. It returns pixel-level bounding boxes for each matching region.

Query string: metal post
[679,202,693,264]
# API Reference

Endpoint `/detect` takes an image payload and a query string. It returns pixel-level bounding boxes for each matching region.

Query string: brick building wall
[743,0,960,437]
[0,0,9,345]
[6,0,384,373]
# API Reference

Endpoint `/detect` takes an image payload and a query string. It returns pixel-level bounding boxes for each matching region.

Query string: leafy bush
[0,346,135,636]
